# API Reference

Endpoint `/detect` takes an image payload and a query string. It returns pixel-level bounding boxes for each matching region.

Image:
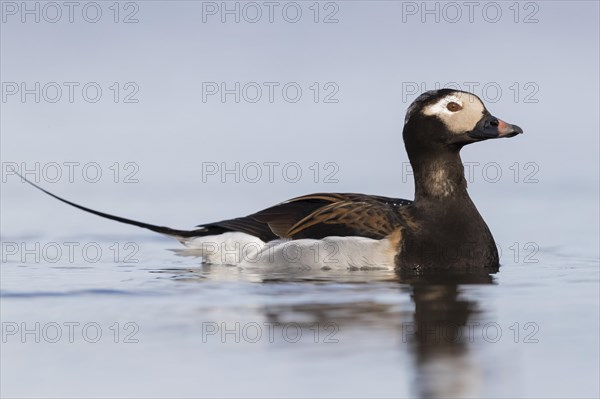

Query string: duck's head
[403,89,523,151]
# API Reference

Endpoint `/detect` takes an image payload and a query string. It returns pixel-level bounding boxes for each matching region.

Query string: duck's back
[197,193,413,241]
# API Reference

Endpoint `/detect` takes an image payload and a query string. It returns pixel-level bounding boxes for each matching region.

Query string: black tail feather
[13,172,206,240]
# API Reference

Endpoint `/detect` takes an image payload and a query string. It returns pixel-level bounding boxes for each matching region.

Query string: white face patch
[422,92,486,134]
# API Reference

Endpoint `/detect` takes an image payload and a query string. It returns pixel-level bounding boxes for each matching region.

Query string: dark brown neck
[410,147,468,202]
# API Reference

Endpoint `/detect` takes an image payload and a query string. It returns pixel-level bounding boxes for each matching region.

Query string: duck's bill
[467,113,523,140]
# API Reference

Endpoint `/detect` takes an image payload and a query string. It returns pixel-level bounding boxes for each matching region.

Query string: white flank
[177,233,396,271]
[182,232,266,265]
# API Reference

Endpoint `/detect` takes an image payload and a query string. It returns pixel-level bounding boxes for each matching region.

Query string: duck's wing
[281,199,406,239]
[16,173,411,243]
[201,193,412,241]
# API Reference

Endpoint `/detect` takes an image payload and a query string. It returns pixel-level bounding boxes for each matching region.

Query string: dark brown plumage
[210,193,412,241]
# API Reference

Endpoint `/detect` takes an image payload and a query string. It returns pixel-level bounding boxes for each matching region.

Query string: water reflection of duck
[251,269,496,398]
[19,90,522,271]
[399,270,495,398]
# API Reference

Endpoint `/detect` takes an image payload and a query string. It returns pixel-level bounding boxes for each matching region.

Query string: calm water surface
[1,192,599,398]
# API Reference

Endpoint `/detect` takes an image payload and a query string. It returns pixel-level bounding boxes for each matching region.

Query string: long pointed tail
[13,172,207,242]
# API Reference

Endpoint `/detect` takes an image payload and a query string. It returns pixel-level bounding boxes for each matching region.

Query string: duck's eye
[446,102,462,112]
